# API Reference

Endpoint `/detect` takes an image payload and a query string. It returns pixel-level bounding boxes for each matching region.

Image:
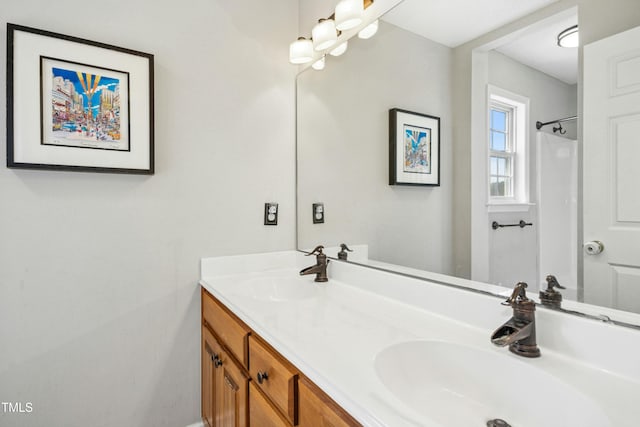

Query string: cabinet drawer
[249,382,290,427]
[202,288,250,368]
[249,335,298,425]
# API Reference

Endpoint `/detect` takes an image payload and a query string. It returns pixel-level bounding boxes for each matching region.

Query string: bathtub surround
[0,1,297,426]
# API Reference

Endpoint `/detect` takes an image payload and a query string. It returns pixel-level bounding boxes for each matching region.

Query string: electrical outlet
[312,203,324,224]
[264,203,278,225]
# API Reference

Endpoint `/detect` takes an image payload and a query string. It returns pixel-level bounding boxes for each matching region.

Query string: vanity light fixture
[358,19,379,39]
[312,55,326,70]
[289,37,314,64]
[329,41,348,56]
[335,0,364,31]
[312,19,338,51]
[557,25,578,47]
[289,0,373,67]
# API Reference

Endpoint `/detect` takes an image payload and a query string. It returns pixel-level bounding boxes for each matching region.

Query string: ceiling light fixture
[358,19,378,39]
[557,25,579,48]
[288,0,374,68]
[335,0,364,31]
[329,41,348,56]
[289,37,314,64]
[312,19,338,51]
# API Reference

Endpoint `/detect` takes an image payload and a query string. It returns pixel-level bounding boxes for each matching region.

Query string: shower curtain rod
[535,115,578,130]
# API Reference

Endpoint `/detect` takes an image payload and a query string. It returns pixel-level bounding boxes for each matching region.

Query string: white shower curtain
[536,132,578,298]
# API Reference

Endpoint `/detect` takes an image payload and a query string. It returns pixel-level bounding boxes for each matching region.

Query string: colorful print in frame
[7,23,154,174]
[403,124,431,175]
[389,108,440,186]
[42,57,130,152]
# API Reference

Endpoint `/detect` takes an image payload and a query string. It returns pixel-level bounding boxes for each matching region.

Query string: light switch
[313,203,324,224]
[264,203,278,226]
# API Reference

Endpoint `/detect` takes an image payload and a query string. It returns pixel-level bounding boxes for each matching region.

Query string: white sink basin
[233,276,320,302]
[374,340,611,427]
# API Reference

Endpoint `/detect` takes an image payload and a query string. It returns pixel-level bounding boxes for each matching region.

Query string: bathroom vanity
[200,251,640,427]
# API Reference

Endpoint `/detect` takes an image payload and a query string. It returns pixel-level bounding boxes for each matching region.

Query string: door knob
[584,241,604,255]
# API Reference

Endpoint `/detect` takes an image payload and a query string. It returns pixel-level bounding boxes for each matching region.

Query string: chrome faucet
[299,245,329,282]
[539,275,566,309]
[491,282,541,358]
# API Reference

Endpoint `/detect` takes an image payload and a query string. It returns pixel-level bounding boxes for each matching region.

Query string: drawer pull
[213,355,223,368]
[256,371,269,384]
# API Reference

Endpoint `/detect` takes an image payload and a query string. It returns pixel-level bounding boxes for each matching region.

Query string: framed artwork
[389,108,440,186]
[7,24,154,174]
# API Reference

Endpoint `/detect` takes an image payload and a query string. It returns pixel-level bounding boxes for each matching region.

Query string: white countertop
[200,251,640,427]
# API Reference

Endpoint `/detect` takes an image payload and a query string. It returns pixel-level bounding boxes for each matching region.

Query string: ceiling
[382,0,578,84]
[495,11,578,84]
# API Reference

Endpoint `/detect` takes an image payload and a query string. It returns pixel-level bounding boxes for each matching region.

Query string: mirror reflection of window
[489,106,513,197]
[487,87,529,205]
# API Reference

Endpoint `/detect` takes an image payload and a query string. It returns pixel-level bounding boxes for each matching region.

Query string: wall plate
[264,203,278,226]
[312,202,324,224]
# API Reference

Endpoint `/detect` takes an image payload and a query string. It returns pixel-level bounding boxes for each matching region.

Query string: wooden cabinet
[249,382,290,427]
[201,287,362,427]
[215,346,249,427]
[202,326,217,427]
[202,288,250,427]
[299,378,360,427]
[249,335,298,424]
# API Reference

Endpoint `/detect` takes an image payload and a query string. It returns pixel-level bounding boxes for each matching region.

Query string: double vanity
[199,250,640,427]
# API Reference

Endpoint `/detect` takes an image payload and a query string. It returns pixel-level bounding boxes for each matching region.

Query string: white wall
[0,1,297,426]
[297,21,453,274]
[486,50,577,289]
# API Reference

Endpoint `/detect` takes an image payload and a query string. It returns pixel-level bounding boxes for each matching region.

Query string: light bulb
[329,41,348,57]
[358,19,379,40]
[289,37,313,64]
[335,0,363,31]
[312,19,338,51]
[312,55,326,71]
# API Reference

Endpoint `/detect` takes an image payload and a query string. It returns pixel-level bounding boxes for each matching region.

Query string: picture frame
[7,24,154,174]
[389,108,440,186]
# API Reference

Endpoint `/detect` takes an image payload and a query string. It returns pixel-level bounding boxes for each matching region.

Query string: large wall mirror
[297,0,640,326]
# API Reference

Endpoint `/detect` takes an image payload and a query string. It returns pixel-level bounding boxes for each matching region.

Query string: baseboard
[185,422,204,427]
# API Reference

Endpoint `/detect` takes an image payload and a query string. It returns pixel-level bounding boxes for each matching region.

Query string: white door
[583,25,640,313]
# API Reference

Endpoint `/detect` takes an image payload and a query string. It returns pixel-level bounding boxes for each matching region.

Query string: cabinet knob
[256,371,269,384]
[213,354,223,368]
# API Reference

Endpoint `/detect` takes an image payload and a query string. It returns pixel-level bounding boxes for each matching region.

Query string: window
[487,86,529,206]
[489,105,514,197]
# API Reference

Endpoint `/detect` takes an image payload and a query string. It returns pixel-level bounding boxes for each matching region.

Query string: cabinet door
[298,378,361,427]
[215,347,249,427]
[203,326,218,427]
[249,382,290,427]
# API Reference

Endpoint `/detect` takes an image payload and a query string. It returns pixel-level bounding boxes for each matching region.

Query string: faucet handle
[339,243,353,252]
[502,282,530,306]
[544,275,566,291]
[306,245,325,256]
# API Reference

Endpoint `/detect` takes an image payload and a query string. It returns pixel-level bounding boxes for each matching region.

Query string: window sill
[486,202,535,213]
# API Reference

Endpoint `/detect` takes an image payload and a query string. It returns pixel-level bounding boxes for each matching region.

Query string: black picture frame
[389,108,440,186]
[7,23,154,174]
